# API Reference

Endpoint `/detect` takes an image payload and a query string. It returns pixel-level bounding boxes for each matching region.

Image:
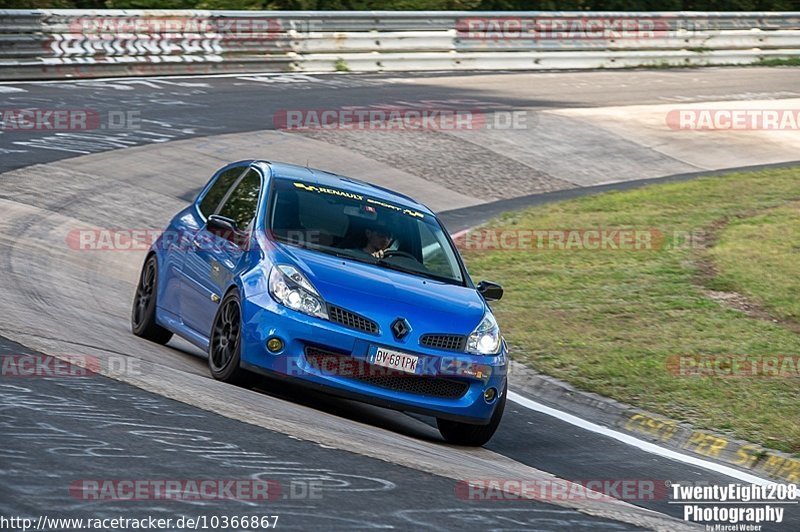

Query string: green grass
[709,203,800,322]
[334,58,350,72]
[462,168,800,453]
[755,57,800,67]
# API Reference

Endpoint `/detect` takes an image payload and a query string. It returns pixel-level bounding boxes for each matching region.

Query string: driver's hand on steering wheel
[371,249,385,259]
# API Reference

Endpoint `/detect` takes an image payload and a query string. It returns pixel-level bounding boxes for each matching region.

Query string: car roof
[257,160,435,217]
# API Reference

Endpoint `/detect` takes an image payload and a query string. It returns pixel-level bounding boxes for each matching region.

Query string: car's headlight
[268,265,328,319]
[466,311,502,355]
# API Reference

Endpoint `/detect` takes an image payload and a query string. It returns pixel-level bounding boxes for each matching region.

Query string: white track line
[0,70,469,86]
[508,391,774,485]
[0,71,344,85]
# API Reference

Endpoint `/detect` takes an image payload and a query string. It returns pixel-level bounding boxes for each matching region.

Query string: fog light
[266,337,284,353]
[484,387,497,403]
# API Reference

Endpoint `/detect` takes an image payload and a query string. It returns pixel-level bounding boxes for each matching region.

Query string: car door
[180,167,263,337]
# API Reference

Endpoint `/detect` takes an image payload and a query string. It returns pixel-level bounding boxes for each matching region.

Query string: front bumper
[239,293,508,424]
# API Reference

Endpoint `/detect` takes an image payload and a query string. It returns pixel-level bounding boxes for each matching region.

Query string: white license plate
[373,347,419,374]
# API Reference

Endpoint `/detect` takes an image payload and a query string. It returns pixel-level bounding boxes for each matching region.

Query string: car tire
[208,290,255,387]
[437,382,507,446]
[131,255,173,345]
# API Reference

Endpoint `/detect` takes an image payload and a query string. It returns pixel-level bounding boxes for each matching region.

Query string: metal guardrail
[0,10,799,80]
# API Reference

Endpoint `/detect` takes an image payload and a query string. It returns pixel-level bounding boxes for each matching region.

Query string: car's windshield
[268,179,464,285]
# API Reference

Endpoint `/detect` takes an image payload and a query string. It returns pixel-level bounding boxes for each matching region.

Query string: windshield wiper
[283,242,460,285]
[375,259,456,284]
[330,247,432,279]
[330,250,379,265]
[275,239,376,265]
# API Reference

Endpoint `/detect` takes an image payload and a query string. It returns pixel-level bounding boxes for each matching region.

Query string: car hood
[273,244,486,335]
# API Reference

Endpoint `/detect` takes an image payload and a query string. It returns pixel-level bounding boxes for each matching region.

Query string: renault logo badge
[391,318,411,340]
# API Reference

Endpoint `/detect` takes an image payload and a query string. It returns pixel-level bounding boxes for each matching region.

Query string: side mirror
[207,214,247,247]
[477,280,503,301]
[207,214,238,235]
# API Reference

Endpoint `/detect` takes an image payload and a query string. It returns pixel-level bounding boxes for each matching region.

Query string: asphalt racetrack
[1,68,799,531]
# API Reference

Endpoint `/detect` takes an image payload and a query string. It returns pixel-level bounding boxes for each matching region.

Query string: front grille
[420,334,467,352]
[327,304,378,334]
[304,346,469,400]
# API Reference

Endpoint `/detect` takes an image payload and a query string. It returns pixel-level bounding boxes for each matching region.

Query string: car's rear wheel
[208,290,254,386]
[131,255,173,345]
[437,382,507,446]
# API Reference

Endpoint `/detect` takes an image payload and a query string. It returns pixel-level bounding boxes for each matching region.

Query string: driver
[361,220,393,258]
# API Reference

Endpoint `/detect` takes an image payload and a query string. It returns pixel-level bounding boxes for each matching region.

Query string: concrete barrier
[1,10,799,80]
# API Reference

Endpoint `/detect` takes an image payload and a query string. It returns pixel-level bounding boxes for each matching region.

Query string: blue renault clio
[132,160,508,445]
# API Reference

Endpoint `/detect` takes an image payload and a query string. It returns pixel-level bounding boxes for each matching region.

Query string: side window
[217,169,262,231]
[198,167,244,219]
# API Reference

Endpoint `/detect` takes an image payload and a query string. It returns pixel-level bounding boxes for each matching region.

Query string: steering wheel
[380,250,417,261]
